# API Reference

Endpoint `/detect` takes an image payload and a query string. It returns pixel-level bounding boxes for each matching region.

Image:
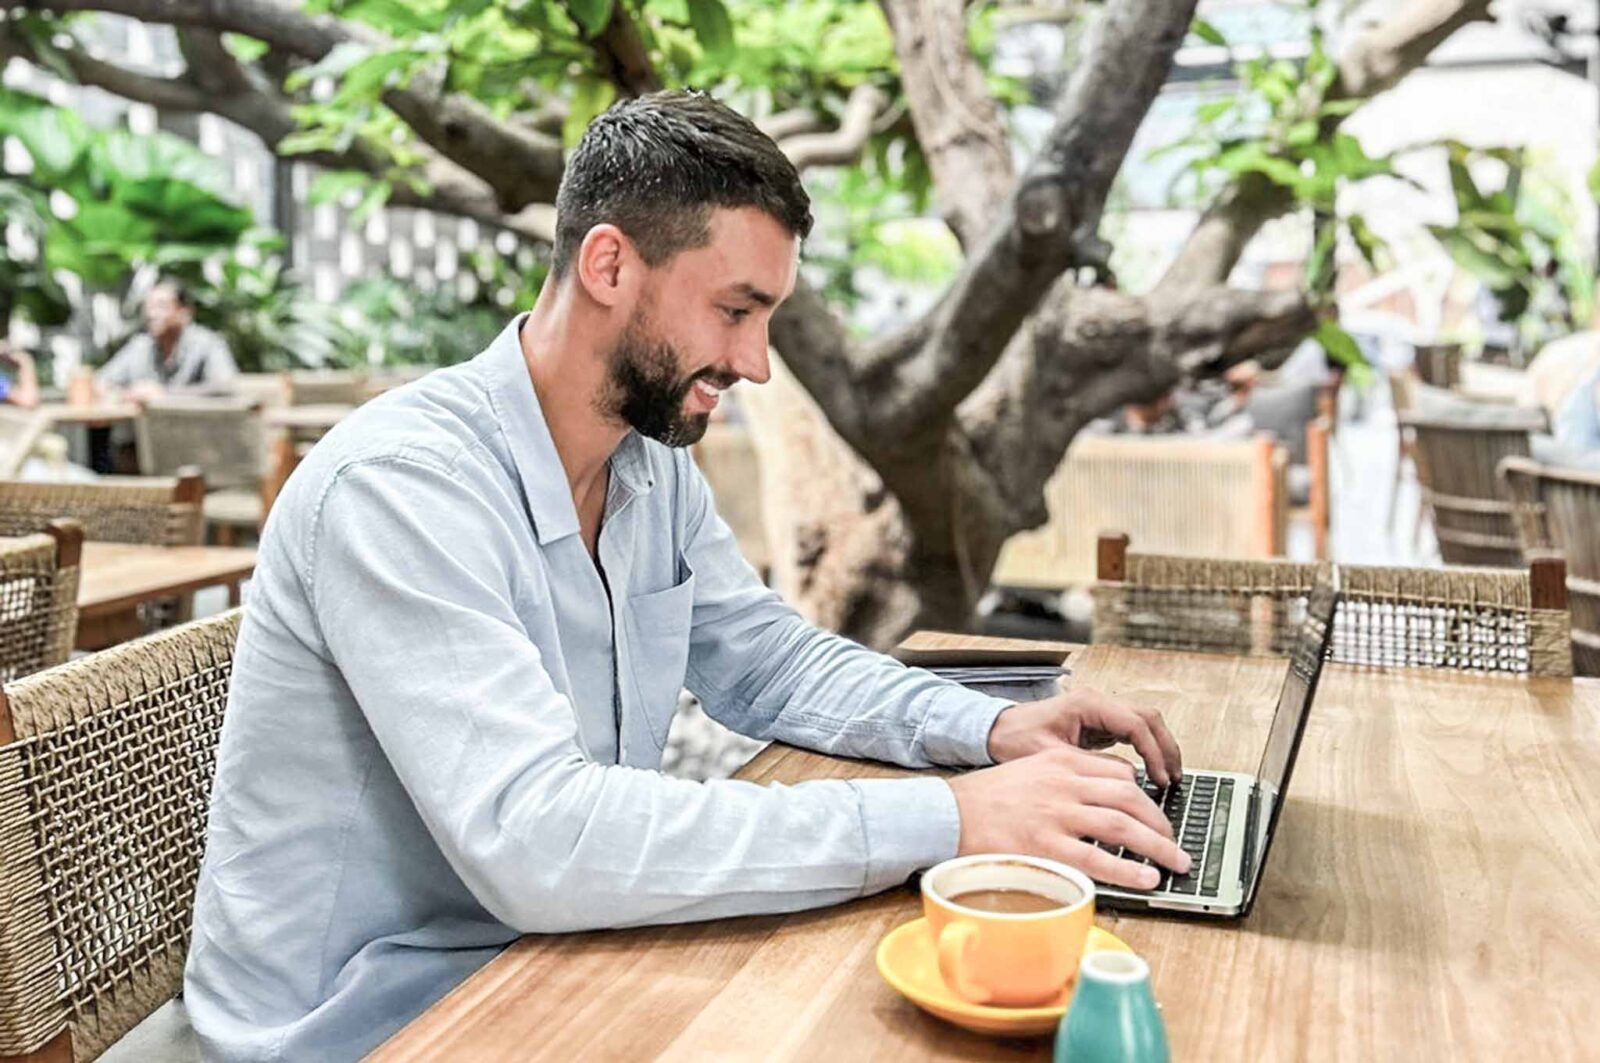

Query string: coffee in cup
[921,854,1096,1007]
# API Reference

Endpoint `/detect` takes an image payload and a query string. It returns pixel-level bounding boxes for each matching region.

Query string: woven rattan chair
[992,433,1288,590]
[0,610,240,1063]
[135,399,268,544]
[0,407,49,480]
[1500,456,1600,676]
[1092,534,1572,677]
[0,521,81,683]
[283,369,366,407]
[1401,408,1545,567]
[0,472,205,547]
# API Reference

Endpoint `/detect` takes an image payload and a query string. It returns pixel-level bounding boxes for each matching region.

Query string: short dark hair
[551,90,813,279]
[151,278,193,309]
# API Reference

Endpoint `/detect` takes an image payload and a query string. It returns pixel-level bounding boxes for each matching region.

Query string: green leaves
[687,0,735,59]
[1190,18,1226,47]
[565,0,615,37]
[1312,319,1372,387]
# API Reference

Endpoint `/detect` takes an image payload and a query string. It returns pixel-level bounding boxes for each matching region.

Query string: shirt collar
[481,315,655,545]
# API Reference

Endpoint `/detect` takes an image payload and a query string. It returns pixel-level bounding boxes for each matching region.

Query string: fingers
[1074,690,1183,787]
[1045,837,1164,891]
[1071,804,1190,875]
[1072,775,1174,841]
[1049,746,1137,783]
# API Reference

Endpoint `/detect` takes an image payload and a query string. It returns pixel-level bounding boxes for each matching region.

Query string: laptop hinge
[1239,782,1262,897]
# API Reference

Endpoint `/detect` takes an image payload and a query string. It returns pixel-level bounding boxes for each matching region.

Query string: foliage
[0,177,72,328]
[1428,143,1593,353]
[0,88,255,292]
[330,250,549,367]
[186,256,350,373]
[1158,8,1396,375]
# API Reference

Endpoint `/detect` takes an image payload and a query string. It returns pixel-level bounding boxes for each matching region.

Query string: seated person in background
[0,341,41,408]
[96,279,238,401]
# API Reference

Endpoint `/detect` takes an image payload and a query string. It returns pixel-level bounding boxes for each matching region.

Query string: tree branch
[1157,0,1495,295]
[878,0,1014,248]
[958,283,1317,531]
[29,0,567,211]
[757,109,827,141]
[0,24,207,110]
[777,85,887,171]
[585,1,662,97]
[856,0,1198,453]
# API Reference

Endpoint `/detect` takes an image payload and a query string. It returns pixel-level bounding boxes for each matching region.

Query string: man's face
[143,286,190,340]
[597,208,798,447]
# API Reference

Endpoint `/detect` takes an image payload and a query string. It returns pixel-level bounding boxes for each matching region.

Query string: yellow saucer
[875,917,1133,1037]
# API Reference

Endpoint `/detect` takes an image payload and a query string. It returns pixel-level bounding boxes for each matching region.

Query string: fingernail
[1140,867,1160,888]
[1179,852,1193,873]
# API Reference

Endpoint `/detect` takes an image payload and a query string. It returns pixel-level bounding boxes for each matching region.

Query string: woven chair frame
[0,525,80,686]
[1401,411,1543,568]
[0,611,241,1063]
[0,476,204,548]
[1092,537,1572,677]
[135,400,267,493]
[1500,456,1600,676]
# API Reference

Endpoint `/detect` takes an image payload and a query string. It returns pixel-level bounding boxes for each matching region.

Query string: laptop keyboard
[1094,771,1234,896]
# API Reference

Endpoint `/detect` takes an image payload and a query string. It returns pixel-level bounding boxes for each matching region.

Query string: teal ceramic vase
[1053,951,1170,1063]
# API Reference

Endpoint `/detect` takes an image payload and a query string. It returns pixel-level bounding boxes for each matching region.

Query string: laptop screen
[1242,574,1339,910]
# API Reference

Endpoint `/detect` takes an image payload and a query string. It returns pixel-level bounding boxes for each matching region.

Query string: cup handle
[936,922,993,1005]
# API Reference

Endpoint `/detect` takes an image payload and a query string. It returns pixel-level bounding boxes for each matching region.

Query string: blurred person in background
[96,279,238,401]
[0,340,41,408]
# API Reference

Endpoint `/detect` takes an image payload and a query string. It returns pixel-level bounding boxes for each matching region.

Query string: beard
[598,310,734,447]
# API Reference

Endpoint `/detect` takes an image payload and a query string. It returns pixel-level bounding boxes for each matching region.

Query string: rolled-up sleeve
[308,455,962,932]
[674,450,1012,770]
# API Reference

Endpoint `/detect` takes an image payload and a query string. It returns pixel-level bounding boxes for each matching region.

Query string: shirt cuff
[917,684,1013,768]
[850,776,962,895]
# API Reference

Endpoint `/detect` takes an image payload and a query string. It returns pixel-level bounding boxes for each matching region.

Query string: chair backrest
[0,407,49,480]
[0,472,206,546]
[284,370,367,407]
[134,399,266,491]
[1092,534,1572,677]
[992,433,1288,590]
[1401,409,1545,567]
[1413,343,1463,389]
[0,610,241,1062]
[0,521,81,684]
[1500,456,1600,676]
[692,422,770,574]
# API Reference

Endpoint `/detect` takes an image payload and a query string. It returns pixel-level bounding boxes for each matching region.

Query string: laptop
[1094,572,1339,918]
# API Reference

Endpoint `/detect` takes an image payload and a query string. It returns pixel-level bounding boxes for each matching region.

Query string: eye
[722,306,751,324]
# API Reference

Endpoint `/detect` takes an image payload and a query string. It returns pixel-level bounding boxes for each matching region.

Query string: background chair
[1092,534,1571,677]
[135,399,268,544]
[0,611,239,1063]
[1500,455,1600,676]
[283,369,367,408]
[1401,407,1546,567]
[0,520,81,682]
[0,472,205,547]
[0,406,49,480]
[993,433,1288,590]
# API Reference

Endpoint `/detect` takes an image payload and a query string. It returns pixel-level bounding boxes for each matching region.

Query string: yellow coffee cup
[921,854,1096,1007]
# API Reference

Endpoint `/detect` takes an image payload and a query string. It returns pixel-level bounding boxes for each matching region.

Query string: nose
[732,333,772,386]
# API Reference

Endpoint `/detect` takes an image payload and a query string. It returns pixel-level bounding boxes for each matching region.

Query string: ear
[575,223,640,310]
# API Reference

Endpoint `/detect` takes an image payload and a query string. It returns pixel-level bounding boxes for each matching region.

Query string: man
[184,91,1189,1062]
[97,279,238,400]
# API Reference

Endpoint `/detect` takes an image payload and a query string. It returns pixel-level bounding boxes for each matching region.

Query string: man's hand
[946,747,1190,890]
[986,684,1183,787]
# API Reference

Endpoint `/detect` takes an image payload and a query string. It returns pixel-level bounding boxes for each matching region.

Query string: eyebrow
[724,283,777,308]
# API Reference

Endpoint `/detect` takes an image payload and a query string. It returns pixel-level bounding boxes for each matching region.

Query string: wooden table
[40,401,142,426]
[262,404,354,516]
[73,541,256,649]
[372,635,1600,1060]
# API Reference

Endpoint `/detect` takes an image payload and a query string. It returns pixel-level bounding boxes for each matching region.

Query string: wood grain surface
[74,542,256,617]
[371,639,1600,1061]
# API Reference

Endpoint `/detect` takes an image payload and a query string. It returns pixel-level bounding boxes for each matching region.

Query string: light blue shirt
[1554,362,1600,451]
[183,316,1012,1061]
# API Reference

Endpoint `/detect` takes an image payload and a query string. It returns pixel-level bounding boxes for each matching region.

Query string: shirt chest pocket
[622,557,695,751]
